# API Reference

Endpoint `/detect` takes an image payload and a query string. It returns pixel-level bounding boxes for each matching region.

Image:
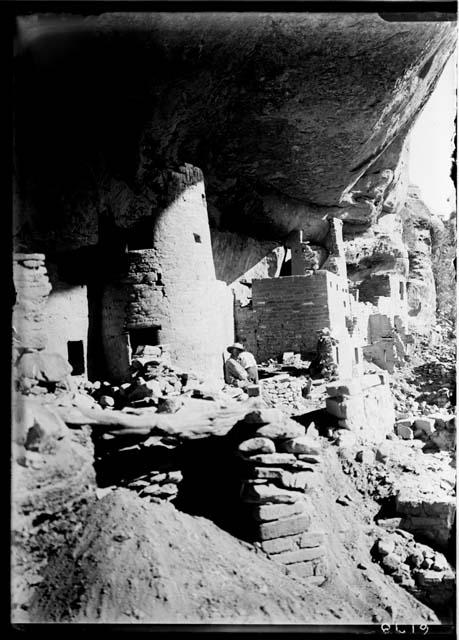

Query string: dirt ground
[26,448,438,625]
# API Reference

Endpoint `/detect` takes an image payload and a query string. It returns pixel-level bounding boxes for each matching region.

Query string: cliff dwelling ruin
[11,7,457,629]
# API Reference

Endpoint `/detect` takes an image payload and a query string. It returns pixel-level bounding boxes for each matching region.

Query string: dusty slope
[28,489,356,624]
[28,470,437,625]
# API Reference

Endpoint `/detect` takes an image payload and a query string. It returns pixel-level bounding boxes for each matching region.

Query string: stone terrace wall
[251,271,347,362]
[13,254,52,352]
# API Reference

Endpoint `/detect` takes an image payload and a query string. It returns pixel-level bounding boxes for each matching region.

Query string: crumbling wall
[13,254,52,352]
[232,408,329,584]
[325,374,395,443]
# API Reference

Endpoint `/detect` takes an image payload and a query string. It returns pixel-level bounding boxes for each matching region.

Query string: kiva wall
[101,164,234,383]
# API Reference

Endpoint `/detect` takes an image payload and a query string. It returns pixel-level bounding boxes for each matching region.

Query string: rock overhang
[14,11,457,247]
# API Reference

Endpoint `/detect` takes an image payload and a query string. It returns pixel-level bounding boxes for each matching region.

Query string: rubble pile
[260,374,309,415]
[373,531,455,610]
[390,321,456,416]
[339,429,456,552]
[231,407,328,584]
[395,414,456,453]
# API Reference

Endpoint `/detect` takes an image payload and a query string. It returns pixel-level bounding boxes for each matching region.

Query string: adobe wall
[43,265,89,375]
[101,164,234,383]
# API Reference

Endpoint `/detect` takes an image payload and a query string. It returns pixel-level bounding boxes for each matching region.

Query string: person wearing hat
[225,342,258,386]
[224,343,249,387]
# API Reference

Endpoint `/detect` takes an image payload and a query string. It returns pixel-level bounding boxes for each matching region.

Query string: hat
[227,342,244,353]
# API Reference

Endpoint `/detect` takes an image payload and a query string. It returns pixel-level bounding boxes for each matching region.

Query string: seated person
[224,343,249,387]
[238,348,258,383]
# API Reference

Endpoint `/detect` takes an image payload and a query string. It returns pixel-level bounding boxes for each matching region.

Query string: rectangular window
[129,326,161,353]
[399,281,405,300]
[335,346,340,364]
[67,340,85,375]
[354,347,359,364]
[193,233,202,243]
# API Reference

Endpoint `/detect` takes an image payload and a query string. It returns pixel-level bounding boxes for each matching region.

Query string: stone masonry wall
[234,302,257,354]
[101,164,234,383]
[233,407,328,585]
[13,254,52,352]
[251,271,347,363]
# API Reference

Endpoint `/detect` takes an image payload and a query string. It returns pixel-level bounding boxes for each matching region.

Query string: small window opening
[335,346,340,364]
[129,326,161,353]
[399,281,405,300]
[354,347,359,364]
[67,340,85,375]
[156,272,164,285]
[193,233,202,243]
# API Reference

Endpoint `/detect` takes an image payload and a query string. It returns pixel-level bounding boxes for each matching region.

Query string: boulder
[413,418,435,435]
[13,397,68,452]
[99,395,115,409]
[396,423,414,440]
[70,393,97,410]
[157,397,183,414]
[255,420,305,440]
[355,449,376,464]
[375,443,392,463]
[381,553,403,573]
[279,436,321,455]
[16,351,72,384]
[244,408,285,425]
[238,437,276,456]
[377,537,395,556]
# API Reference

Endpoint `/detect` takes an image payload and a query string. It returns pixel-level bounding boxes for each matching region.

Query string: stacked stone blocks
[235,407,328,584]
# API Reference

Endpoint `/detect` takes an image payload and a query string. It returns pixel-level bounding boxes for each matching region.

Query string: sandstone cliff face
[401,187,439,332]
[15,13,455,247]
[13,13,456,335]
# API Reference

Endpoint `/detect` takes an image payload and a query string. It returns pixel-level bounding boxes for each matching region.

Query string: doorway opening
[67,340,85,375]
[129,326,161,354]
